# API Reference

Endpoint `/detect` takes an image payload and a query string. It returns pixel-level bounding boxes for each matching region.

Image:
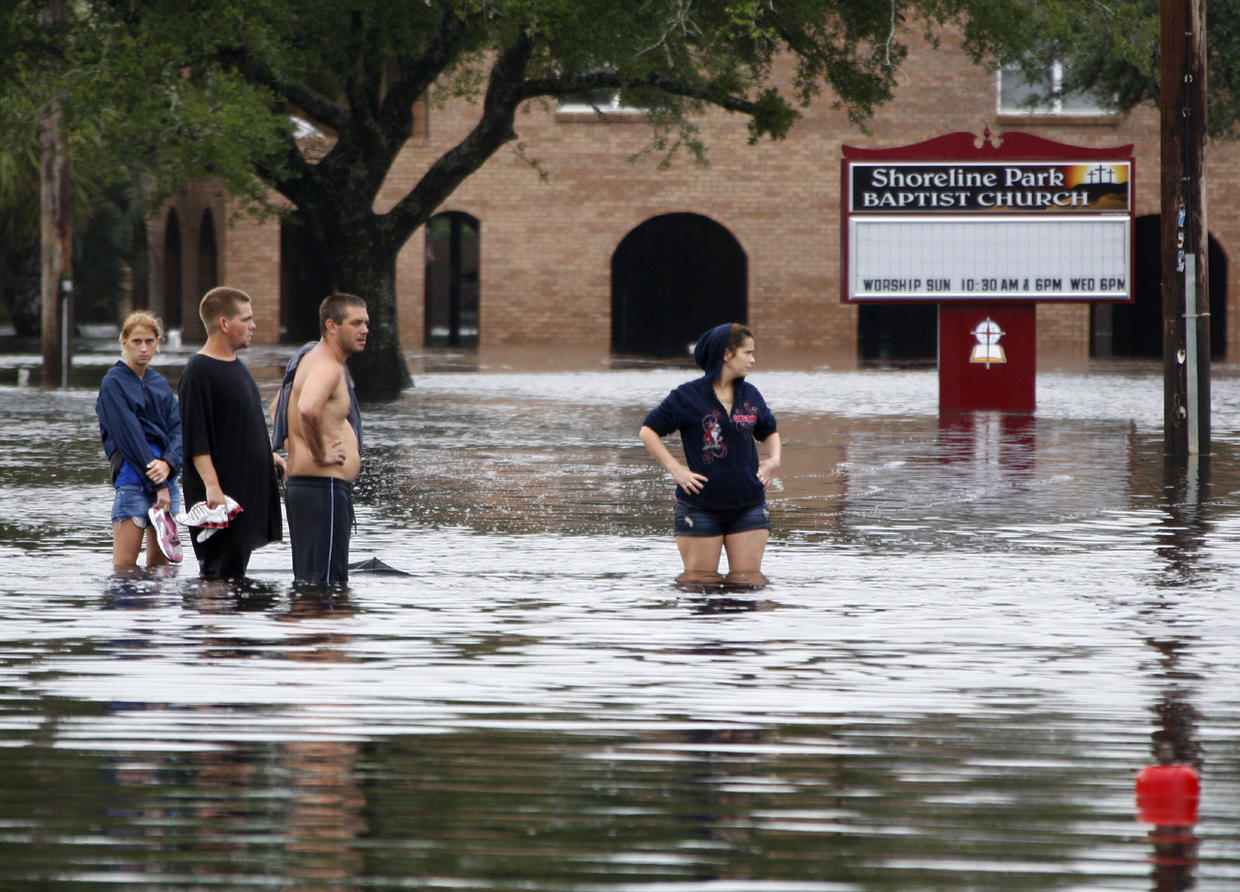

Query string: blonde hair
[198,286,252,332]
[119,311,164,343]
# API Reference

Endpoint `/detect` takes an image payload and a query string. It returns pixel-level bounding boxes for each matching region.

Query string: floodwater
[1,344,1239,890]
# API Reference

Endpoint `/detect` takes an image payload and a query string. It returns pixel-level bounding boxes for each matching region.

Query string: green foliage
[957,0,1237,140]
[1206,3,1240,140]
[73,183,134,324]
[0,137,41,334]
[6,1,1026,215]
[979,0,1159,115]
[7,0,1232,391]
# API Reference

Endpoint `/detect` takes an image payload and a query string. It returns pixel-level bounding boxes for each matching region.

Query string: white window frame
[558,90,647,117]
[558,90,630,114]
[556,68,643,116]
[997,62,1112,116]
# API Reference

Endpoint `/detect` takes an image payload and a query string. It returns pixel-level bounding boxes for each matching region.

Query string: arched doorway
[1094,214,1227,359]
[611,213,747,357]
[280,213,334,343]
[424,212,480,347]
[857,304,937,363]
[197,209,218,302]
[162,209,182,329]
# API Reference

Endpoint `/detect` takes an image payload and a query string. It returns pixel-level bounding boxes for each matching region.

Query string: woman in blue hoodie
[96,312,182,570]
[640,323,781,584]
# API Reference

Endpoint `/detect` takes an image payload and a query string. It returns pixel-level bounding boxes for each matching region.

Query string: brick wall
[148,24,1239,360]
[219,209,281,344]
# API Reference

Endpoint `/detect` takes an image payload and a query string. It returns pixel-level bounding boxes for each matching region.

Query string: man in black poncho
[179,287,286,578]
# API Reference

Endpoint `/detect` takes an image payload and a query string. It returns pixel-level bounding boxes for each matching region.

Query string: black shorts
[285,476,354,584]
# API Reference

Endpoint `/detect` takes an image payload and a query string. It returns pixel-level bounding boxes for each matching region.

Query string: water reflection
[1142,457,1208,892]
[2,362,1240,888]
[1154,456,1215,591]
[284,587,357,620]
[182,577,283,614]
[1142,664,1202,892]
[938,410,1038,471]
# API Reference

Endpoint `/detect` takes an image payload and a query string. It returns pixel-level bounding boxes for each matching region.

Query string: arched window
[425,212,480,347]
[162,209,182,329]
[611,213,746,357]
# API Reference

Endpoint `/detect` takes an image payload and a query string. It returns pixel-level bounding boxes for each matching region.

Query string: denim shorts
[111,483,181,525]
[674,499,770,538]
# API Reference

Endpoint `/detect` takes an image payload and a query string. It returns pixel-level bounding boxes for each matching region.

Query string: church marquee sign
[841,131,1135,303]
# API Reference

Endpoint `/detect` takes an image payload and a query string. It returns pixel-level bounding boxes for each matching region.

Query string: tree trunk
[330,240,412,402]
[40,0,72,387]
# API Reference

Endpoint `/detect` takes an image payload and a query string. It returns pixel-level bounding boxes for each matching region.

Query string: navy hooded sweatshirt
[95,361,182,494]
[642,323,777,511]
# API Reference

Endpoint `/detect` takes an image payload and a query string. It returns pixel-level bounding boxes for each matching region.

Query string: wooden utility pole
[40,0,72,388]
[1161,0,1209,456]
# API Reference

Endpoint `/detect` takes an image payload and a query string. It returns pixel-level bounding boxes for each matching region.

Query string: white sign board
[848,216,1131,300]
[843,158,1134,303]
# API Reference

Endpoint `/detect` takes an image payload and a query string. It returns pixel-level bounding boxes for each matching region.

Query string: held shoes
[174,497,244,544]
[146,507,183,563]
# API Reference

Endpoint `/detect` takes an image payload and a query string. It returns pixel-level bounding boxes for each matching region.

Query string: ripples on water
[0,354,1239,889]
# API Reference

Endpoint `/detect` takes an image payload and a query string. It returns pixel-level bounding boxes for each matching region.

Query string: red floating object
[1136,764,1200,825]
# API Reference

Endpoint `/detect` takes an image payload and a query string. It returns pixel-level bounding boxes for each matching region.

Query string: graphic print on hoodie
[642,323,777,510]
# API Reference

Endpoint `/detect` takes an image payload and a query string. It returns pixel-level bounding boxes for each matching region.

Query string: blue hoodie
[642,323,777,510]
[96,361,182,493]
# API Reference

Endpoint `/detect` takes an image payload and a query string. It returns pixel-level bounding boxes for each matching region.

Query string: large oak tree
[9,0,1226,398]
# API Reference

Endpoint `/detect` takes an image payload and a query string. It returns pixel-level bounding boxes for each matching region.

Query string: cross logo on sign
[969,318,1006,368]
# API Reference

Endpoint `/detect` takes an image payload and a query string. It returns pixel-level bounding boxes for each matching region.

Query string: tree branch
[218,45,349,133]
[338,10,382,149]
[639,72,760,115]
[521,68,760,117]
[258,128,319,207]
[379,32,536,249]
[375,11,473,154]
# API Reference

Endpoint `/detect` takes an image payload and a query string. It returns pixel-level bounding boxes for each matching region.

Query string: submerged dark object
[348,557,411,575]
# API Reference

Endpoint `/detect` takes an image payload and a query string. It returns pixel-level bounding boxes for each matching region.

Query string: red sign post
[842,130,1135,413]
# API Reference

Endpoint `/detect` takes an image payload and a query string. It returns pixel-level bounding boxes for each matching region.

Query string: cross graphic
[1086,164,1114,184]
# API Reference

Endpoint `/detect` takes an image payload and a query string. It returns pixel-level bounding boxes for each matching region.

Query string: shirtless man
[281,293,369,584]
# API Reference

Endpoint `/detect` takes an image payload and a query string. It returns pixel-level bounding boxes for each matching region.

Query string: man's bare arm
[297,356,346,466]
[192,454,226,507]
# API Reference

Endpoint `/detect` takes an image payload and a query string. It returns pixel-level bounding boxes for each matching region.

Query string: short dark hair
[319,292,367,336]
[199,287,252,332]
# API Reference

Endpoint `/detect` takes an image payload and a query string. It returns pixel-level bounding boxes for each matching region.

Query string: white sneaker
[175,496,243,529]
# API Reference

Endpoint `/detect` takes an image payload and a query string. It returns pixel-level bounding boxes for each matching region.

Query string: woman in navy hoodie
[96,312,182,570]
[640,322,781,584]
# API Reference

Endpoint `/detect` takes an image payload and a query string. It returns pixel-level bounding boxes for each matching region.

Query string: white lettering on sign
[977,191,1090,209]
[870,167,999,189]
[1003,167,1065,187]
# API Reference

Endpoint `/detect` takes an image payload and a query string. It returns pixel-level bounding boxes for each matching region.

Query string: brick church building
[146,23,1235,368]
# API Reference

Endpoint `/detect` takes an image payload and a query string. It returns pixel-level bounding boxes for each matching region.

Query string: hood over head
[693,323,736,382]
